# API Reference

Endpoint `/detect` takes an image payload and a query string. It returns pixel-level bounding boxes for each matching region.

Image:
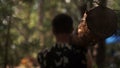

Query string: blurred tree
[0,0,119,67]
[0,0,41,67]
[0,0,14,67]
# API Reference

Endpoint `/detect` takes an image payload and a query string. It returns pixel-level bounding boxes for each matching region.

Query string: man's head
[52,14,73,35]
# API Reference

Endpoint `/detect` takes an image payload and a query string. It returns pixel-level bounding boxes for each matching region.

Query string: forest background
[0,0,120,68]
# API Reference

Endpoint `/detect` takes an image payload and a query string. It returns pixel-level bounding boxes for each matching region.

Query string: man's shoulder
[38,43,72,54]
[38,43,87,57]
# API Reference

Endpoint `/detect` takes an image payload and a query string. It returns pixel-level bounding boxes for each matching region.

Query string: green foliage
[0,0,120,67]
[108,0,120,9]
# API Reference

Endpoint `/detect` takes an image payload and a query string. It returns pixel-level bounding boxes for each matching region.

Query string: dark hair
[52,13,73,34]
[86,6,117,39]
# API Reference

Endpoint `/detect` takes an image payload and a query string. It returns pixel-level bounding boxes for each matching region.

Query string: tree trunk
[38,0,45,47]
[4,16,11,68]
[77,0,94,18]
[38,0,44,25]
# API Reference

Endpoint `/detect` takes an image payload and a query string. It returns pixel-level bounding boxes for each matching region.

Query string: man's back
[38,43,87,68]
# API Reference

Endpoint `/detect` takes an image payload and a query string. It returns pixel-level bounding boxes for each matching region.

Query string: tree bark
[4,16,11,68]
[38,0,45,47]
[38,0,44,25]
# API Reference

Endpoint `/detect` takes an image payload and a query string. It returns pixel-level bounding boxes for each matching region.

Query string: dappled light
[0,0,120,68]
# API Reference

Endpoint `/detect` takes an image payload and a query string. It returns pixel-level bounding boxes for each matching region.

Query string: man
[37,13,87,68]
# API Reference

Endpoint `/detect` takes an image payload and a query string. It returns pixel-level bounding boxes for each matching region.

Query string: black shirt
[37,43,87,68]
